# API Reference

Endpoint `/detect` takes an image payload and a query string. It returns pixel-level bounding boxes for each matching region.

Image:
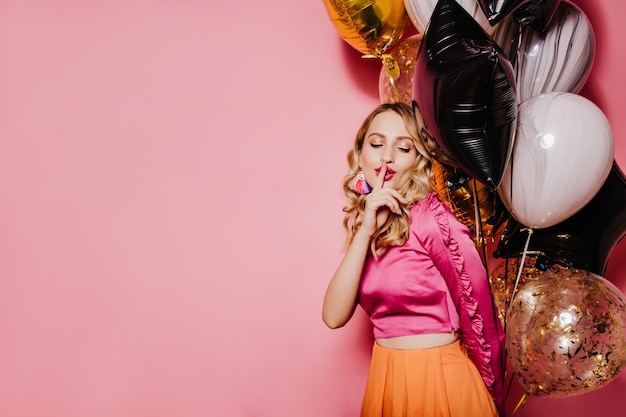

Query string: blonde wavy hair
[342,102,434,257]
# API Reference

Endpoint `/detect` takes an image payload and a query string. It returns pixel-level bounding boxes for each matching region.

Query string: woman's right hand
[358,161,407,238]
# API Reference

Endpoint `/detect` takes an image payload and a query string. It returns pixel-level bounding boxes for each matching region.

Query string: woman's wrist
[353,228,374,243]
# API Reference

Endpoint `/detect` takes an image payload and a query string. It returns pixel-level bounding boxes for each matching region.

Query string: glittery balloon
[506,267,626,397]
[378,35,421,104]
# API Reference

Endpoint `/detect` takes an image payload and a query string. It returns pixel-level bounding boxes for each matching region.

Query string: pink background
[0,0,625,416]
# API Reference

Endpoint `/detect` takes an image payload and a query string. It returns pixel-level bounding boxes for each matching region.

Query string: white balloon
[404,0,497,35]
[498,92,614,229]
[492,1,595,103]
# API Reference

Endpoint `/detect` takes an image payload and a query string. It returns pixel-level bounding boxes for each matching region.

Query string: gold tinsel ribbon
[364,53,400,102]
[512,392,528,414]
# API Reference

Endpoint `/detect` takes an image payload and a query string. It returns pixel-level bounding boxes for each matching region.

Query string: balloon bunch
[323,0,626,404]
[412,0,622,402]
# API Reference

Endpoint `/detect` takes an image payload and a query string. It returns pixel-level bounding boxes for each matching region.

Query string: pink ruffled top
[358,192,506,415]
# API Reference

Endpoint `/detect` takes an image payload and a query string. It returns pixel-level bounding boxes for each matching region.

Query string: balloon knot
[381,54,400,81]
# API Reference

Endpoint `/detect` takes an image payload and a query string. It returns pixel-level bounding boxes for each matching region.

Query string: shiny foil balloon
[477,0,531,25]
[404,0,496,35]
[495,162,626,276]
[321,0,408,57]
[493,1,594,103]
[498,92,614,230]
[431,161,508,246]
[413,0,517,188]
[489,255,550,326]
[378,35,421,104]
[506,267,626,397]
[512,0,561,32]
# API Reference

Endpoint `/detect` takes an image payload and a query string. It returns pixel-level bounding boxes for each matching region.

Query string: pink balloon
[498,92,613,229]
[493,1,595,103]
[506,267,626,398]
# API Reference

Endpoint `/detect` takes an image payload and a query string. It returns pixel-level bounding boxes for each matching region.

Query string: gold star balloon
[322,0,408,57]
[322,0,408,82]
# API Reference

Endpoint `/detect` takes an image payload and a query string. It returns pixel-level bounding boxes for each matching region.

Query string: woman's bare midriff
[376,332,459,350]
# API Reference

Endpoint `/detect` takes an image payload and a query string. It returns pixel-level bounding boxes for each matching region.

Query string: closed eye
[370,143,383,149]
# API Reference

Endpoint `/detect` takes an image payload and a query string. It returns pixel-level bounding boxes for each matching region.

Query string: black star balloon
[412,0,518,189]
[477,0,532,25]
[512,0,561,33]
[495,161,626,275]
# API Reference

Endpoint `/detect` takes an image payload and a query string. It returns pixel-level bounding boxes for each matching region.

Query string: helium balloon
[495,217,596,272]
[404,0,495,35]
[413,0,517,188]
[512,0,561,32]
[506,267,626,398]
[495,162,626,275]
[498,92,614,230]
[378,35,421,104]
[477,0,531,25]
[431,161,508,246]
[321,0,408,58]
[488,255,550,326]
[493,1,594,103]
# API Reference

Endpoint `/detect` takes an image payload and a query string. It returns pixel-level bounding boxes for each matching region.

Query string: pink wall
[0,0,624,416]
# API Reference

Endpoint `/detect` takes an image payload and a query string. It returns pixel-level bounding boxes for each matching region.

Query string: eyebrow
[367,133,414,142]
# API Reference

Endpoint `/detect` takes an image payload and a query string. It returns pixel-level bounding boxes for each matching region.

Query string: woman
[322,102,505,417]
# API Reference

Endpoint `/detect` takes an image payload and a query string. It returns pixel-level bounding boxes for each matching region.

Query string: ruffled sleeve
[414,193,507,416]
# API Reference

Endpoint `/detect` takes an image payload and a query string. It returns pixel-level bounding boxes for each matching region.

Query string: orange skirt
[360,340,498,417]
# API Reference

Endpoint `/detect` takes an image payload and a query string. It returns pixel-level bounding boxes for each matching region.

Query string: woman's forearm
[322,231,371,328]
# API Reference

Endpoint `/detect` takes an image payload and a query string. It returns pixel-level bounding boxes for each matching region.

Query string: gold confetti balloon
[506,267,626,398]
[322,0,408,58]
[378,34,421,104]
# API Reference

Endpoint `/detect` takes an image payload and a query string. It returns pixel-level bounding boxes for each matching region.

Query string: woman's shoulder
[410,192,451,217]
[411,191,473,244]
[410,192,452,236]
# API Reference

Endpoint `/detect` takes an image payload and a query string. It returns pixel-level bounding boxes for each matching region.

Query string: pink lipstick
[375,166,396,181]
